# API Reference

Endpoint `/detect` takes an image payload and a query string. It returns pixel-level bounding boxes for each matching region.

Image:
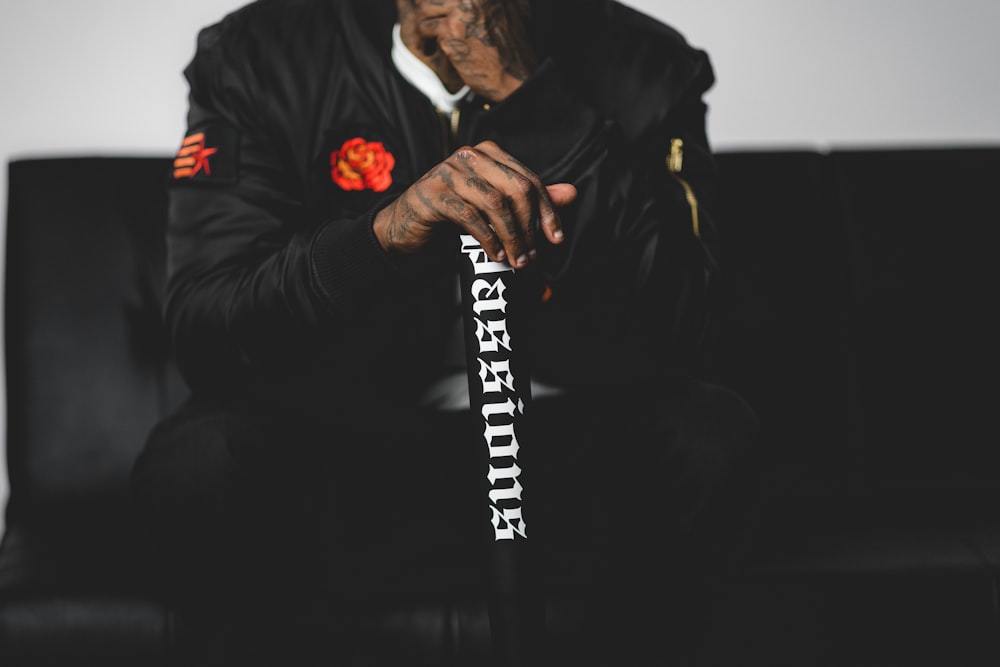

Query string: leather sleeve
[165,20,402,393]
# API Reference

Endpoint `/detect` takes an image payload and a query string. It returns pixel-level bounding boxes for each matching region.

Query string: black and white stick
[459,234,543,665]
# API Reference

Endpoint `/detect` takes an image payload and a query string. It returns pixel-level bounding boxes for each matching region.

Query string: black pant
[130,379,759,665]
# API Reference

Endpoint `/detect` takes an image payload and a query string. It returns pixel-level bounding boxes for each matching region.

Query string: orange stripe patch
[173,132,214,180]
[171,125,238,183]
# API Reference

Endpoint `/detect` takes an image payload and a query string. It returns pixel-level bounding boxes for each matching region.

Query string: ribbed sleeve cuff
[310,206,400,316]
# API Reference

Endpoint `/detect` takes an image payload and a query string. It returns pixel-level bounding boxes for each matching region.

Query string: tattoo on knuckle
[466,176,491,194]
[485,192,506,211]
[453,202,478,225]
[439,169,457,191]
[495,161,515,179]
[499,212,518,236]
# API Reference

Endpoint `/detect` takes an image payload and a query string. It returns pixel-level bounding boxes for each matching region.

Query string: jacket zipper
[667,138,701,239]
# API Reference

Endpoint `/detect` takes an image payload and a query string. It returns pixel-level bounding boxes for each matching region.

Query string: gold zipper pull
[666,137,700,239]
[668,137,684,174]
[450,107,461,143]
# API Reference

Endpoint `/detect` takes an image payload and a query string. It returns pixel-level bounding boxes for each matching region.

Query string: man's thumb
[546,183,577,207]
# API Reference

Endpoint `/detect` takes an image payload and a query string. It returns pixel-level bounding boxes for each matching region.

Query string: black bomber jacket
[166,0,719,417]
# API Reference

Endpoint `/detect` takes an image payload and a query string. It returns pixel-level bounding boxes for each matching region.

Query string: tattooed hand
[373,141,576,267]
[399,0,538,102]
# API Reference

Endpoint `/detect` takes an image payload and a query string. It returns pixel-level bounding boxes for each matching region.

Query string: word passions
[460,234,528,542]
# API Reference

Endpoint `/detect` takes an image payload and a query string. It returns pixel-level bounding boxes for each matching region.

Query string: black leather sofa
[1,147,998,665]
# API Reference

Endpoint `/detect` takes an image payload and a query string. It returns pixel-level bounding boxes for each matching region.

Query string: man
[132,0,758,664]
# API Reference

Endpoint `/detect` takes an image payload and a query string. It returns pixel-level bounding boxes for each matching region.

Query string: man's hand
[400,0,538,102]
[374,141,576,267]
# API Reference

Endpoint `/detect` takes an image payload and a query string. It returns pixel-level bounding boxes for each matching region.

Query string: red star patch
[174,133,217,179]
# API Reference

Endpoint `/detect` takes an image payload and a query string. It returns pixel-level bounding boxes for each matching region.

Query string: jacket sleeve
[165,21,402,392]
[471,55,719,387]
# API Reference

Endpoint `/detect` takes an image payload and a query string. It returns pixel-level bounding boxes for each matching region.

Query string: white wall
[629,0,1000,150]
[1,0,998,539]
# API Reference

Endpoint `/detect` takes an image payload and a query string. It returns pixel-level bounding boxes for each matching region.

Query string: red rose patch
[330,137,395,192]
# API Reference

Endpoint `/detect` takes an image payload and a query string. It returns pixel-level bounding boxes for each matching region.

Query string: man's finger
[437,191,507,263]
[466,142,578,250]
[545,183,577,208]
[474,141,568,250]
[450,145,536,267]
[543,183,576,244]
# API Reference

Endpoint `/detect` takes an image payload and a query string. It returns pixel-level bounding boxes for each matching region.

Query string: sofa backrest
[4,157,186,534]
[710,146,1000,521]
[710,151,857,507]
[832,148,1000,495]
